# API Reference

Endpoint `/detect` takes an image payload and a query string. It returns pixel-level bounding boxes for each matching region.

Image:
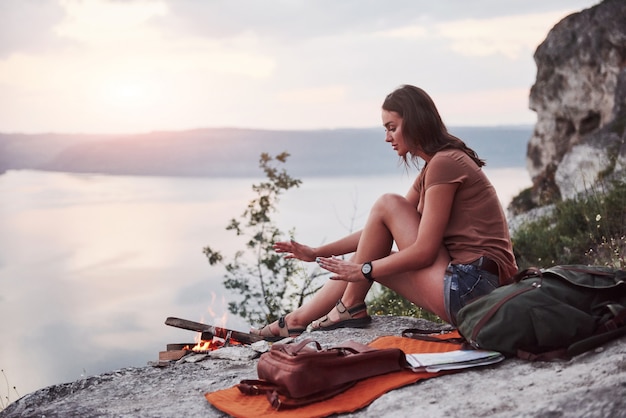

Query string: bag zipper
[469,281,542,347]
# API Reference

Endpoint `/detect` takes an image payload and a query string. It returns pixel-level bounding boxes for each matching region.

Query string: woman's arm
[274,230,362,262]
[373,182,456,276]
[313,230,362,257]
[317,183,457,280]
[404,180,420,208]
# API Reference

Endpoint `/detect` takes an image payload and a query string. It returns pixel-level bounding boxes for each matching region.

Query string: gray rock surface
[1,316,625,418]
[526,0,626,203]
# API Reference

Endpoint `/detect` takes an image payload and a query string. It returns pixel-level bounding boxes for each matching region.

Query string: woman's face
[382,110,408,157]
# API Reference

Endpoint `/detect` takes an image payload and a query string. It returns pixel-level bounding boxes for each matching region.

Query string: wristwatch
[361,261,374,282]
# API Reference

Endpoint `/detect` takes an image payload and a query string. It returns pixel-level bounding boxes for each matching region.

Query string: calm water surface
[0,168,530,400]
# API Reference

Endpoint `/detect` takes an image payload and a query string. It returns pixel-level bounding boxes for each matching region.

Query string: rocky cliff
[526,0,626,204]
[1,316,624,418]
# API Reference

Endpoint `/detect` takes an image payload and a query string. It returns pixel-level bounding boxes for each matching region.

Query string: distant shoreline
[0,126,531,178]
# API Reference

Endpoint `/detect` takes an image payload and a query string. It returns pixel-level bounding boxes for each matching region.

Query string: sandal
[251,316,306,342]
[311,300,372,331]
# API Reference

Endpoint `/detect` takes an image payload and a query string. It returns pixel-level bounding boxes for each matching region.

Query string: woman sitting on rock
[252,84,518,339]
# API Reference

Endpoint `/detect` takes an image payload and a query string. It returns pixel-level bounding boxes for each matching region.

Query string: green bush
[204,152,327,327]
[512,179,626,269]
[367,285,444,323]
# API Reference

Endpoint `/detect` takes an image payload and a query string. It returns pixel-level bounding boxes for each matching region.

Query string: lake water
[0,167,531,401]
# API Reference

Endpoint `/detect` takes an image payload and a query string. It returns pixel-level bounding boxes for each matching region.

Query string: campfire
[159,316,263,361]
[184,336,227,353]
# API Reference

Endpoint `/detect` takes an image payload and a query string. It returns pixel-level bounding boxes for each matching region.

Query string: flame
[183,332,243,352]
[208,292,229,328]
[183,333,223,352]
[186,335,225,352]
[183,293,235,352]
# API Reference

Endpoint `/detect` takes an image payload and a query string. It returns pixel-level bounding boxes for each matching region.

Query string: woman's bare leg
[251,277,350,335]
[258,193,450,334]
[316,193,441,323]
[348,193,451,320]
[285,279,349,328]
[343,194,411,296]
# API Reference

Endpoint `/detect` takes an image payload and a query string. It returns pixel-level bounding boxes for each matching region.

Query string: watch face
[362,263,372,275]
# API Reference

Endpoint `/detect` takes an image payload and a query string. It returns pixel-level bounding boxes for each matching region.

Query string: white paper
[406,349,504,373]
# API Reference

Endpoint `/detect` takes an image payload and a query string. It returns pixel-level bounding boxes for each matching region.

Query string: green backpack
[456,265,626,360]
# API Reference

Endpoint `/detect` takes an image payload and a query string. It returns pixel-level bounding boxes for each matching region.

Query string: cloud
[51,0,275,78]
[54,0,168,45]
[0,0,67,57]
[277,85,348,104]
[156,0,598,42]
[437,87,536,126]
[0,0,600,133]
[366,9,580,60]
[435,11,570,59]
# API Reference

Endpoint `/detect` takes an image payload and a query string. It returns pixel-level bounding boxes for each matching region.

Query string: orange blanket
[205,332,462,418]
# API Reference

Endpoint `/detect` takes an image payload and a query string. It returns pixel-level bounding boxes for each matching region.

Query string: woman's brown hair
[382,85,485,167]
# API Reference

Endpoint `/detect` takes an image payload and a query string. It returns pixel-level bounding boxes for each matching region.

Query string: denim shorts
[443,263,499,326]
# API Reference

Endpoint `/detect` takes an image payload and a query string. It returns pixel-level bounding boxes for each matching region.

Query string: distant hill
[0,126,531,178]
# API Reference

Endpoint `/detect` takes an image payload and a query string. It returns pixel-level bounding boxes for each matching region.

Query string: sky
[0,0,600,135]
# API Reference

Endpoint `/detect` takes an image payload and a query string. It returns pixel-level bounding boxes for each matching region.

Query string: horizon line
[0,123,535,137]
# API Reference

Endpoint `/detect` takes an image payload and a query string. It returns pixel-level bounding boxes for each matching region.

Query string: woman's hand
[316,256,369,283]
[273,239,316,262]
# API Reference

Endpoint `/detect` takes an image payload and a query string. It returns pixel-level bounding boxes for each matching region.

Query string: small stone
[250,340,270,353]
[184,353,209,363]
[209,346,260,361]
[148,361,170,368]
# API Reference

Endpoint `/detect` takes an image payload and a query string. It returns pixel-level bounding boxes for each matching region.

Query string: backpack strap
[270,338,322,355]
[237,379,281,396]
[567,303,626,357]
[518,303,626,360]
[516,348,568,361]
[599,303,626,332]
[237,379,356,409]
[401,328,467,345]
[267,381,356,409]
[511,267,542,283]
[333,340,377,353]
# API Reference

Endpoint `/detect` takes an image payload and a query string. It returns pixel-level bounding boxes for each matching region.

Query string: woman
[251,84,518,339]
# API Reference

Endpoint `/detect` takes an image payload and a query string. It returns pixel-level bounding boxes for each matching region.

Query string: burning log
[164,316,265,345]
[159,317,272,362]
[159,349,188,361]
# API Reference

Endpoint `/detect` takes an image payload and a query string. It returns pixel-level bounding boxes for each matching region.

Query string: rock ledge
[1,316,625,418]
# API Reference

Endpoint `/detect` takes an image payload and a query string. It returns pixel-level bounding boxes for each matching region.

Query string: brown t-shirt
[415,149,518,283]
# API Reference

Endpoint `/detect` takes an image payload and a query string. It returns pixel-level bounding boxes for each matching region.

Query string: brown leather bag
[237,338,409,409]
